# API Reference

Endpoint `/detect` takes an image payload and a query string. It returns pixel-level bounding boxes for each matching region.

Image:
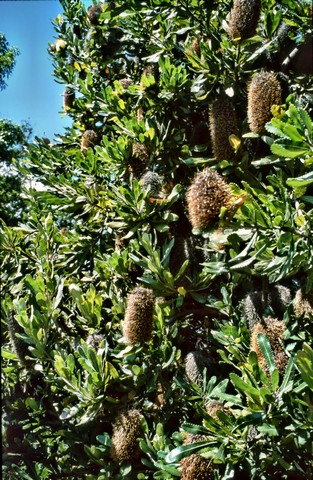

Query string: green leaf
[165,440,212,463]
[279,357,295,395]
[54,277,64,310]
[270,144,309,158]
[257,333,277,375]
[229,373,262,406]
[286,171,313,187]
[296,344,313,390]
[257,423,279,437]
[299,108,312,137]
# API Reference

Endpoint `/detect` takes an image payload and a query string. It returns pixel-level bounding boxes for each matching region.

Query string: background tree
[0,118,32,226]
[0,33,32,226]
[1,1,312,479]
[0,32,19,91]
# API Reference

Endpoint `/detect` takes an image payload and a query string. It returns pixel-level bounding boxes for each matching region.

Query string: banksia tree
[110,409,143,462]
[247,71,282,133]
[123,287,154,344]
[209,94,241,161]
[227,0,261,41]
[1,0,312,479]
[186,168,233,230]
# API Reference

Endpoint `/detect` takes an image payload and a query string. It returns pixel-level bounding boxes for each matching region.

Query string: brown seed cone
[127,143,149,179]
[294,288,313,317]
[250,316,287,374]
[191,36,201,57]
[86,333,104,349]
[169,236,192,282]
[247,71,282,133]
[119,78,133,89]
[7,311,31,367]
[209,95,241,161]
[137,107,144,122]
[227,0,261,41]
[115,234,125,253]
[206,400,229,421]
[180,434,213,480]
[110,409,142,462]
[243,285,291,330]
[139,171,163,198]
[185,351,215,387]
[123,287,154,344]
[81,129,98,153]
[63,88,75,111]
[186,168,232,230]
[87,4,103,25]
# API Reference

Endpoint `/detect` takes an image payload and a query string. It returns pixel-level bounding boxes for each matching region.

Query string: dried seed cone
[250,316,287,374]
[86,333,104,349]
[186,168,232,230]
[294,288,313,317]
[127,143,149,178]
[243,285,291,330]
[123,287,154,344]
[180,435,213,480]
[182,235,204,280]
[81,129,98,153]
[185,351,214,387]
[206,400,228,421]
[87,4,103,25]
[110,409,142,462]
[228,0,261,41]
[248,71,282,133]
[7,311,30,367]
[191,36,201,57]
[119,78,133,89]
[209,95,241,161]
[63,88,75,111]
[139,172,163,198]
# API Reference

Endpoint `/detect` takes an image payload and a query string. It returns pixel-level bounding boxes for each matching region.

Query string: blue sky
[0,0,89,140]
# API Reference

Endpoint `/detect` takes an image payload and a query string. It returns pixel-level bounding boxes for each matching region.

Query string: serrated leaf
[299,108,312,137]
[286,171,313,187]
[257,333,276,375]
[279,357,295,395]
[296,344,313,390]
[271,144,309,158]
[165,440,212,463]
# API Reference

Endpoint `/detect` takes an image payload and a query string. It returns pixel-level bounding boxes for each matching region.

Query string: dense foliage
[1,1,313,479]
